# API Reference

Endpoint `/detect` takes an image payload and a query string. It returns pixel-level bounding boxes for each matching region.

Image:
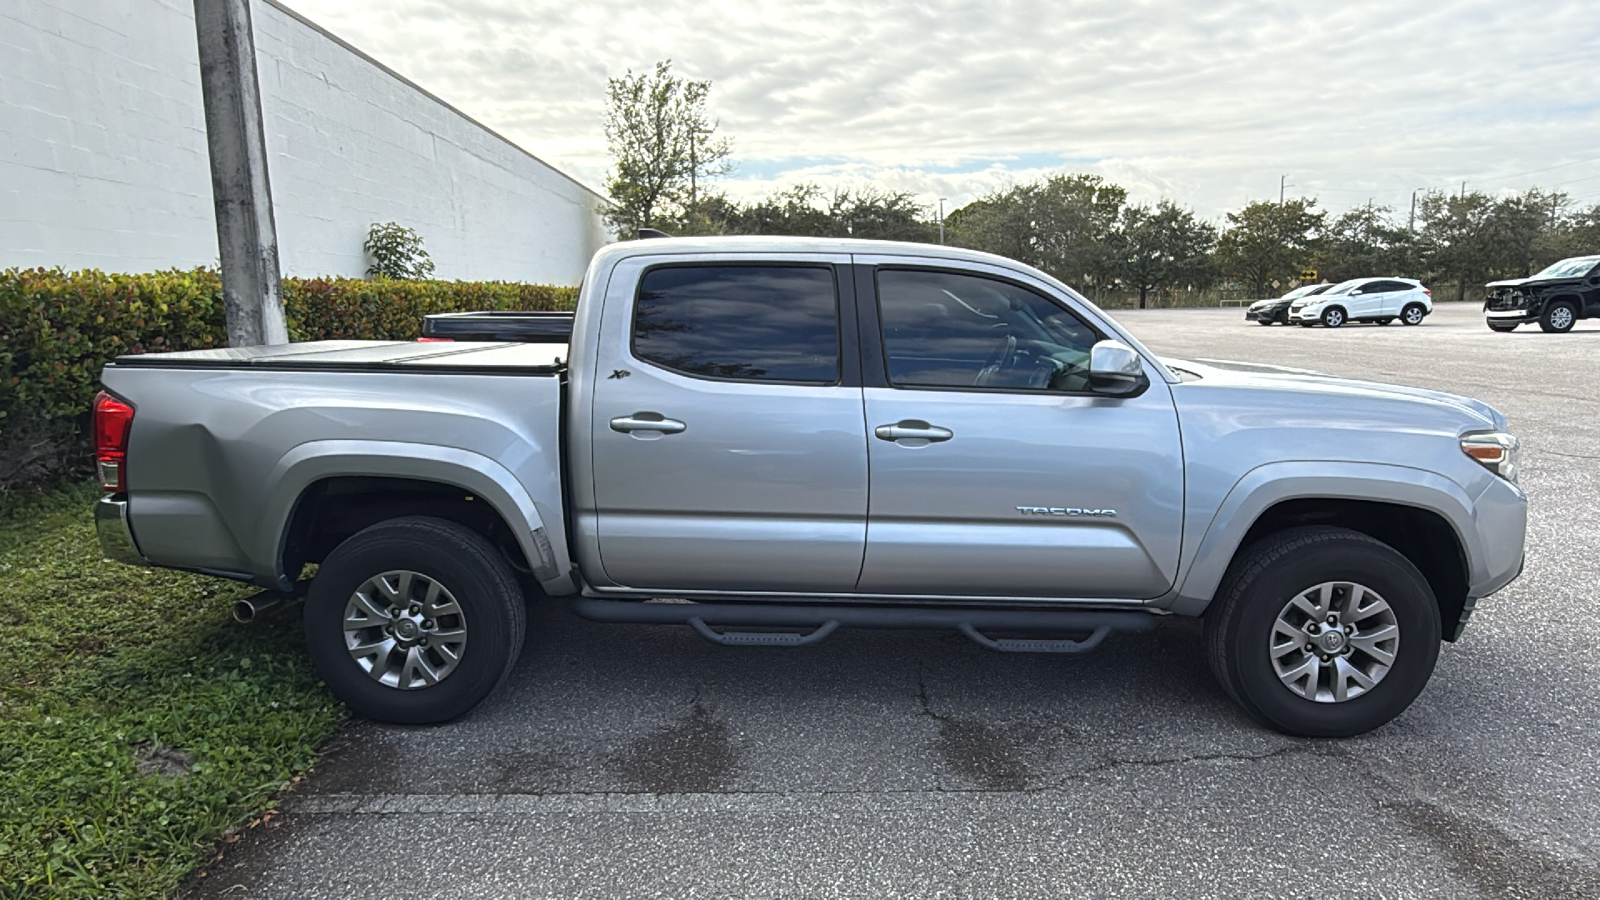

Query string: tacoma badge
[1016,506,1118,518]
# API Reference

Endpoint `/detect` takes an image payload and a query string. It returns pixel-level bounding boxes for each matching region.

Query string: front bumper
[1245,305,1287,323]
[1452,475,1528,640]
[1485,308,1537,325]
[95,496,150,567]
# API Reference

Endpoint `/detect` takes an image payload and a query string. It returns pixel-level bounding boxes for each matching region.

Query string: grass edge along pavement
[0,482,345,899]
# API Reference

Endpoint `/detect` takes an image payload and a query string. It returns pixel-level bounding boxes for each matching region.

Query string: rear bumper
[94,496,150,567]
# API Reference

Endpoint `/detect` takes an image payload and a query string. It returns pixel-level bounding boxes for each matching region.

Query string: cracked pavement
[182,303,1600,899]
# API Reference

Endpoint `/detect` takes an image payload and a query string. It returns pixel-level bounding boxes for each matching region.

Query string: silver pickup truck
[92,237,1527,736]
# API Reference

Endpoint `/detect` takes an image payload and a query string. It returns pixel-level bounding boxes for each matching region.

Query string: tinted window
[878,269,1099,391]
[633,266,840,383]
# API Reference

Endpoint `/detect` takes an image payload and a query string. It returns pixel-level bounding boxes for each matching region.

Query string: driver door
[854,262,1184,599]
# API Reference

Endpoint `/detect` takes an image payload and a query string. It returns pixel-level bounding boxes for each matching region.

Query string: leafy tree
[1113,201,1217,307]
[1214,199,1325,297]
[1416,191,1500,301]
[1317,204,1414,283]
[363,222,434,280]
[603,60,731,234]
[948,174,1126,287]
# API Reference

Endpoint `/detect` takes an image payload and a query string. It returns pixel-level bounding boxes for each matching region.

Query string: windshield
[1280,284,1321,300]
[1533,255,1600,279]
[1322,279,1366,296]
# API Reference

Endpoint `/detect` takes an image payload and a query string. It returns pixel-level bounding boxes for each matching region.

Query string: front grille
[1485,292,1525,311]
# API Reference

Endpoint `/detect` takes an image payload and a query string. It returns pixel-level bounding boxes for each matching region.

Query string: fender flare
[1169,460,1478,616]
[254,440,571,593]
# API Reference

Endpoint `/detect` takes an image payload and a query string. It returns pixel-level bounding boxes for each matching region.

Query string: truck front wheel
[1539,302,1577,333]
[1204,526,1440,737]
[304,516,526,724]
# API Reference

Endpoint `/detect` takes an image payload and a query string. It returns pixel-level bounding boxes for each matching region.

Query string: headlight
[1461,431,1519,483]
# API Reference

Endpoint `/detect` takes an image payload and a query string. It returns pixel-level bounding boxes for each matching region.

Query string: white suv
[1288,278,1433,327]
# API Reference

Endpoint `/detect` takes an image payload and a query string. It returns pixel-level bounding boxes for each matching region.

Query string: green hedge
[0,267,578,487]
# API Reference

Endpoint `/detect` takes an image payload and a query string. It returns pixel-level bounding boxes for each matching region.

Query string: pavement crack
[1070,743,1316,780]
[915,671,950,723]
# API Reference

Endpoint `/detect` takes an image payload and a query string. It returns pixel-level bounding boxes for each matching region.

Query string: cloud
[283,0,1600,220]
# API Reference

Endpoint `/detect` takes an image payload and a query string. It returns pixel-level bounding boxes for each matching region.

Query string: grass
[0,483,344,898]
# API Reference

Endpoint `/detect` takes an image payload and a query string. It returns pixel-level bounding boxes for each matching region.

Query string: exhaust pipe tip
[233,592,287,624]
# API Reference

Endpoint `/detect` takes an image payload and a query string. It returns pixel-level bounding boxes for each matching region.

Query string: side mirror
[1088,340,1149,397]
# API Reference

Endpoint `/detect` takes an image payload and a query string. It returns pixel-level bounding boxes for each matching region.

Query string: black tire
[1256,318,1273,326]
[1204,526,1441,737]
[1487,321,1518,333]
[305,516,526,724]
[1400,303,1427,326]
[1321,306,1346,328]
[1298,321,1315,328]
[1376,318,1394,326]
[1539,302,1577,333]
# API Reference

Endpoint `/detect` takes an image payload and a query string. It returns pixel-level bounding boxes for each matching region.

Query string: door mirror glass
[1088,340,1149,397]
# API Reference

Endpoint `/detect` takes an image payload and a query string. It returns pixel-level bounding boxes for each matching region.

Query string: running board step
[569,597,1157,654]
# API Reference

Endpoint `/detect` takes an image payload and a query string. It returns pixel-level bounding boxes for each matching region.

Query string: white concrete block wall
[0,0,609,283]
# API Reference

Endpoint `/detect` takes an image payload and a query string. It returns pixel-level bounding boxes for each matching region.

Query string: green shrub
[0,268,578,489]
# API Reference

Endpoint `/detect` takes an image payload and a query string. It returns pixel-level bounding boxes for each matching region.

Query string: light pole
[938,197,947,244]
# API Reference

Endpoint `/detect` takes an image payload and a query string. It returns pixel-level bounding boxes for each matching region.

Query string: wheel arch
[257,440,572,595]
[1172,462,1475,639]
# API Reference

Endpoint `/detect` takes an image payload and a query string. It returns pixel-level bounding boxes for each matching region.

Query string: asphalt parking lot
[184,301,1600,899]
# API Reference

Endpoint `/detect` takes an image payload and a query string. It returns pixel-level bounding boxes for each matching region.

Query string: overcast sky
[286,0,1600,222]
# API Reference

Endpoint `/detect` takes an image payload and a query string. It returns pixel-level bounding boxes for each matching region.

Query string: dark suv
[1484,255,1600,333]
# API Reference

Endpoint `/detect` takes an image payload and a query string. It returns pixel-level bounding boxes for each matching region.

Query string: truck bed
[109,340,568,375]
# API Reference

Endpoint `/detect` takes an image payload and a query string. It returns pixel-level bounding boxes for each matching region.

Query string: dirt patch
[132,741,196,778]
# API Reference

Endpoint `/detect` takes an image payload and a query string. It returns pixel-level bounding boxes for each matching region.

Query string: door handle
[874,421,953,443]
[610,413,687,434]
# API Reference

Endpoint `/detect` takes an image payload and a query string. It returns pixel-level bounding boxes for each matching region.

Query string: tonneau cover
[108,340,567,374]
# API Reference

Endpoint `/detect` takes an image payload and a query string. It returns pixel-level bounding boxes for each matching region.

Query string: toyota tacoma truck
[91,237,1527,737]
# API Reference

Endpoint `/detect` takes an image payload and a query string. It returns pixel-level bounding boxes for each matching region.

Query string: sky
[286,0,1600,223]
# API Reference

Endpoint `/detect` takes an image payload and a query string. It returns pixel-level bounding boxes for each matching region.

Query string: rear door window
[632,265,840,384]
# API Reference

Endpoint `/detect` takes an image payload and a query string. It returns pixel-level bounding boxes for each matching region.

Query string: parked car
[1289,278,1432,327]
[1484,254,1600,333]
[1245,283,1334,325]
[92,237,1526,737]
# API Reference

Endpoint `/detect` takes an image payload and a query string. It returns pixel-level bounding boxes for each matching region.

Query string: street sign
[1271,279,1281,289]
[1300,269,1318,281]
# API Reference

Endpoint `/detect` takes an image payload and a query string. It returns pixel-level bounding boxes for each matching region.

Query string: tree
[1113,201,1217,308]
[363,222,435,279]
[1416,191,1498,301]
[603,60,731,234]
[1214,199,1325,297]
[1317,204,1413,283]
[947,174,1126,287]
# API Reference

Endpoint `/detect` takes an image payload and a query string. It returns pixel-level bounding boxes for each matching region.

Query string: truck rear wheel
[1204,526,1440,737]
[304,516,526,724]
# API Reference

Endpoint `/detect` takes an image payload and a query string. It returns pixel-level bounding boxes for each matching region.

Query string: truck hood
[1163,357,1505,430]
[1485,276,1582,290]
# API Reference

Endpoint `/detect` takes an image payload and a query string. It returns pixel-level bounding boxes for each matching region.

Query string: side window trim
[863,264,1107,396]
[627,261,857,388]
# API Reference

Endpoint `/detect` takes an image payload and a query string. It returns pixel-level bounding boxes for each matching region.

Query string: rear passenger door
[586,255,870,593]
[1368,281,1412,317]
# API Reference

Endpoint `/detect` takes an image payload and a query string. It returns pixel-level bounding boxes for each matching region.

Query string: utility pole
[1409,189,1419,232]
[688,128,697,209]
[938,197,947,244]
[1280,175,1286,205]
[193,0,288,346]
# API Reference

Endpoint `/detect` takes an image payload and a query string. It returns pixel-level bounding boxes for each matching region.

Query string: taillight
[1424,288,1432,296]
[93,391,135,492]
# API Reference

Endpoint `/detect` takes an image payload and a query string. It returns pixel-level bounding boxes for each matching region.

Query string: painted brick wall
[0,0,610,283]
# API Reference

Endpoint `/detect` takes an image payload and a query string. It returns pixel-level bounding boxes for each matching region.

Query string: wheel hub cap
[1270,581,1399,703]
[343,570,468,690]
